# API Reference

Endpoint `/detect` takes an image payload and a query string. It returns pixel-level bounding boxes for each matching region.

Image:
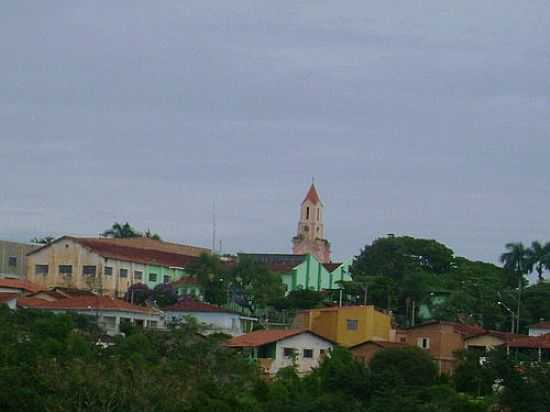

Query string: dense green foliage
[350,235,549,331]
[3,306,550,411]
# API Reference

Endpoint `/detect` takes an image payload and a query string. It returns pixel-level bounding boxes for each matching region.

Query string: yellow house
[292,305,391,348]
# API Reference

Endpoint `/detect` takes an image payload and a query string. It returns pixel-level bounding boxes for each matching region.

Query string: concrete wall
[0,240,39,278]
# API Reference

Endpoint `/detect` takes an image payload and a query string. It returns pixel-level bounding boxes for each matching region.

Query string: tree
[526,241,550,283]
[124,283,152,305]
[500,242,529,283]
[228,257,285,313]
[271,288,325,311]
[101,222,142,238]
[522,282,550,326]
[369,347,438,389]
[30,235,55,244]
[144,229,162,241]
[151,283,177,307]
[186,253,227,305]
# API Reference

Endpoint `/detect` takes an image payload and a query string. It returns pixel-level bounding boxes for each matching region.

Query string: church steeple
[292,183,331,263]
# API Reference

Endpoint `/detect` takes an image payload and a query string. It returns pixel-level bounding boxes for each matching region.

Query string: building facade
[225,329,335,375]
[292,184,331,263]
[292,305,392,347]
[26,236,198,297]
[0,240,39,279]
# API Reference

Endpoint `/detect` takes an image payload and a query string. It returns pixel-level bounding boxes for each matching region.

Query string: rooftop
[529,321,550,330]
[302,184,321,205]
[0,278,42,293]
[17,295,151,314]
[0,293,18,304]
[164,299,232,313]
[225,329,335,348]
[349,340,410,350]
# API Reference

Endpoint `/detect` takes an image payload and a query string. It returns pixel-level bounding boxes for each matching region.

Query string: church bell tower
[292,183,331,263]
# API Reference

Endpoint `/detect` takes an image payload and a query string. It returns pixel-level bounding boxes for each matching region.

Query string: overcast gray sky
[1,1,549,264]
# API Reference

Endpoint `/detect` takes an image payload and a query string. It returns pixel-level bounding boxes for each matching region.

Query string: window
[82,265,96,277]
[104,266,113,276]
[119,268,128,278]
[163,275,170,284]
[149,273,158,282]
[417,337,430,350]
[35,264,49,275]
[347,319,358,330]
[283,347,295,358]
[317,208,320,221]
[306,207,310,219]
[303,349,313,358]
[59,265,72,275]
[149,320,158,329]
[8,256,17,267]
[400,337,407,343]
[134,271,143,281]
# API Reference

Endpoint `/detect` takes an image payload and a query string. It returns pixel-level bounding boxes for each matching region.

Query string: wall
[529,327,550,337]
[166,310,243,335]
[26,238,146,297]
[270,332,333,375]
[464,335,505,350]
[351,343,385,364]
[0,240,39,278]
[296,306,391,348]
[144,266,186,289]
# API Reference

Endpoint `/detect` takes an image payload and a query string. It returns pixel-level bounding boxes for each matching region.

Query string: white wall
[272,332,333,375]
[166,310,243,335]
[529,327,550,337]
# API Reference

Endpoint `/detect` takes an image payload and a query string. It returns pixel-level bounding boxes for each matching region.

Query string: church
[241,183,353,293]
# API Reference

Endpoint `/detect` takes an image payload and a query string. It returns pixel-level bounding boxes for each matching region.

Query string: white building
[225,329,335,375]
[164,299,256,336]
[17,294,163,335]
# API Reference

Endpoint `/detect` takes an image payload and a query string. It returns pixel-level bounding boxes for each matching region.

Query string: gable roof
[508,334,550,349]
[0,278,42,293]
[224,329,336,348]
[163,299,232,314]
[405,320,486,338]
[17,295,150,314]
[302,184,321,205]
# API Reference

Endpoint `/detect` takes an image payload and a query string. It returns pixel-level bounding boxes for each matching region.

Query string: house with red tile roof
[25,236,202,298]
[507,334,550,361]
[164,297,257,336]
[17,294,163,335]
[0,293,18,310]
[0,278,42,294]
[225,329,335,375]
[528,321,550,337]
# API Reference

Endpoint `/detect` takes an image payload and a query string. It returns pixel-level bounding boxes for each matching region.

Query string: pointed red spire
[302,184,321,205]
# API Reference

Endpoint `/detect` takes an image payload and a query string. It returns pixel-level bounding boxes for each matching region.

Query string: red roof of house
[225,329,334,348]
[529,321,550,330]
[163,299,230,313]
[76,238,198,268]
[0,293,18,304]
[171,277,201,287]
[508,334,550,349]
[302,184,321,205]
[17,295,150,313]
[0,279,42,293]
[349,340,410,350]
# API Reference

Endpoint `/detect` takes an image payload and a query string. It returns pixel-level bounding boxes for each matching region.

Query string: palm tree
[101,222,142,239]
[526,241,550,283]
[500,242,529,287]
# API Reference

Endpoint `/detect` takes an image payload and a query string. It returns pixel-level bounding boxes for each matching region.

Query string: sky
[1,1,549,265]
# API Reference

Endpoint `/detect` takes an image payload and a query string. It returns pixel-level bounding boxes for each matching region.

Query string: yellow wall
[296,306,391,347]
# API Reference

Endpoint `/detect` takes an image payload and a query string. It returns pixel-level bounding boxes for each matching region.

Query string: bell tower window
[306,207,310,220]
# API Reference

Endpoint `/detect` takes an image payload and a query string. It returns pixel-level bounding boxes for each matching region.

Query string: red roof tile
[164,299,230,313]
[508,334,550,349]
[0,279,42,293]
[171,277,201,287]
[225,329,335,348]
[349,340,410,350]
[302,184,321,205]
[76,238,198,268]
[0,293,18,304]
[529,321,550,330]
[17,295,150,313]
